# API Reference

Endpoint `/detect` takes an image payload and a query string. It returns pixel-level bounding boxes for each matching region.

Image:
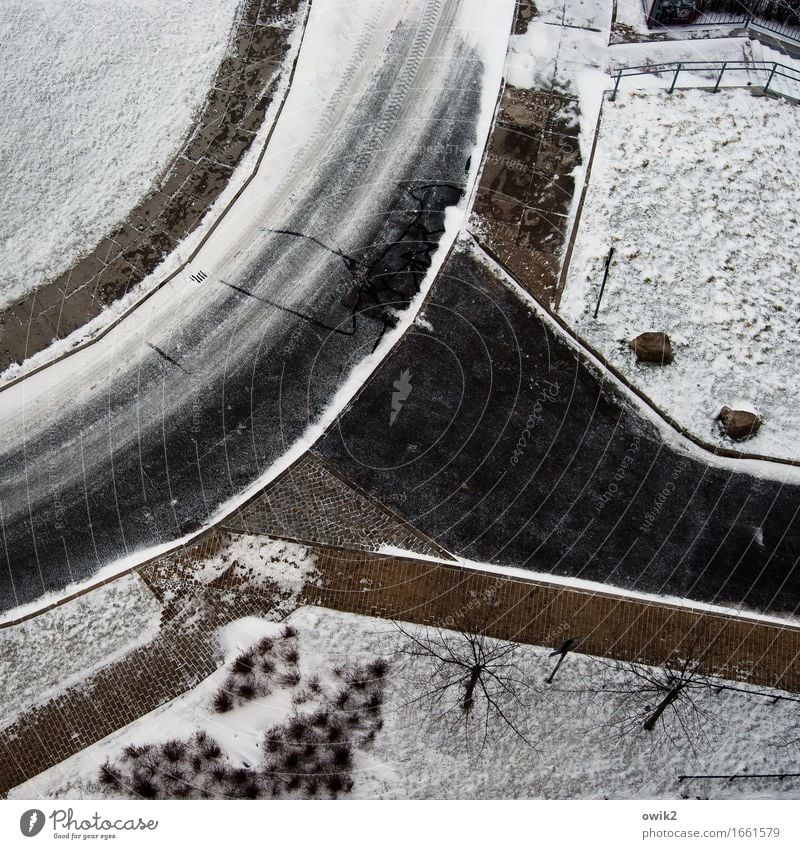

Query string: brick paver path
[0,629,217,796]
[222,453,450,559]
[471,84,580,306]
[2,488,799,796]
[304,545,800,692]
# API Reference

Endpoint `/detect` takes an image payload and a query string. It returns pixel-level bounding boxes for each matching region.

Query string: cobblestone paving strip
[0,629,219,797]
[0,0,303,374]
[302,545,800,693]
[221,453,452,560]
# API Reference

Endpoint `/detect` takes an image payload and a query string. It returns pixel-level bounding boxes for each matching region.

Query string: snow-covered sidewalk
[0,573,161,729]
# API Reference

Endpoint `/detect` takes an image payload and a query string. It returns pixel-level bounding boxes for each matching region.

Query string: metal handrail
[608,59,800,99]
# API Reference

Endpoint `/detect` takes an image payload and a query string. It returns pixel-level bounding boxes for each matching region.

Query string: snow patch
[0,0,240,309]
[0,573,161,728]
[560,88,800,461]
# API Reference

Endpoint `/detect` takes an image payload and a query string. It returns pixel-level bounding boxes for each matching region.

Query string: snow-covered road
[0,0,516,611]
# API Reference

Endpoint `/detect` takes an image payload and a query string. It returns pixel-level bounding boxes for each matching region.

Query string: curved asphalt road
[318,245,800,616]
[0,0,510,610]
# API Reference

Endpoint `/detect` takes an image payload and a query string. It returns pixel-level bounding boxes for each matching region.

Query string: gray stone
[630,331,674,365]
[718,406,761,441]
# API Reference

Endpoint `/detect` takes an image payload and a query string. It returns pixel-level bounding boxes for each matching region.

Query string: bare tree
[392,620,537,754]
[587,646,719,757]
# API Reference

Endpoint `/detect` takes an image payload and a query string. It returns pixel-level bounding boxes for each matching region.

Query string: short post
[713,61,727,93]
[765,62,778,93]
[669,63,682,94]
[609,69,622,101]
[594,247,615,319]
[546,637,582,684]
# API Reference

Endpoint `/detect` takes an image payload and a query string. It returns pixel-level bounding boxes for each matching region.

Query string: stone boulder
[629,331,674,365]
[717,406,761,441]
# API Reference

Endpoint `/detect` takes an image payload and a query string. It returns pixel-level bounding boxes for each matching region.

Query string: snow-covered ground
[0,0,239,309]
[560,87,800,460]
[12,607,800,800]
[0,572,161,729]
[183,533,317,617]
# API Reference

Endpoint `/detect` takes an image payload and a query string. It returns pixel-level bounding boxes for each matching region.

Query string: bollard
[609,69,622,102]
[713,61,727,93]
[594,247,615,319]
[765,62,777,93]
[669,63,682,94]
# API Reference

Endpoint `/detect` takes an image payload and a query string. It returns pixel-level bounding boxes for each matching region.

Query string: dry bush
[100,632,390,800]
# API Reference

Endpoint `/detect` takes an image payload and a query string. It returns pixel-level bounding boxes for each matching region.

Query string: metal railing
[608,58,800,100]
[644,0,800,46]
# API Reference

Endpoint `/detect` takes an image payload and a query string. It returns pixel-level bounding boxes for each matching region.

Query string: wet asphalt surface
[317,245,800,616]
[0,16,483,611]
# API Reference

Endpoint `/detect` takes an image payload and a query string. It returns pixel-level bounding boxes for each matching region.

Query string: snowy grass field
[11,606,800,800]
[0,0,239,309]
[561,88,800,460]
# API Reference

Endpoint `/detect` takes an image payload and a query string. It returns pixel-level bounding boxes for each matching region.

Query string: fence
[644,0,800,45]
[608,58,800,101]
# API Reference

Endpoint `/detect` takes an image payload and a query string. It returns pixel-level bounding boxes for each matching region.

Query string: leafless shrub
[282,646,301,665]
[131,773,158,799]
[393,621,536,754]
[161,740,186,763]
[122,744,151,760]
[99,761,121,787]
[100,634,390,801]
[582,644,719,758]
[257,636,274,654]
[238,682,256,701]
[212,689,234,713]
[232,652,256,676]
[278,668,302,688]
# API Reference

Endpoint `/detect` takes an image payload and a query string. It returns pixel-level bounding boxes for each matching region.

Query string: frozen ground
[0,0,239,309]
[12,607,800,800]
[560,87,800,460]
[0,572,160,729]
